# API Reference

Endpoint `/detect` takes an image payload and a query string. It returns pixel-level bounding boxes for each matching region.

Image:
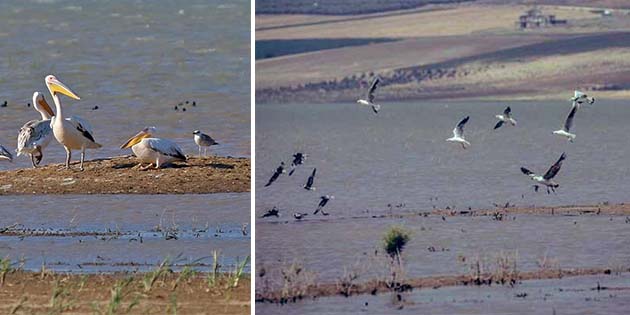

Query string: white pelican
[571,90,595,107]
[494,106,517,129]
[0,145,13,162]
[45,75,101,170]
[446,116,471,149]
[521,152,566,194]
[16,92,55,167]
[357,76,381,114]
[120,127,186,169]
[553,105,577,142]
[192,130,219,157]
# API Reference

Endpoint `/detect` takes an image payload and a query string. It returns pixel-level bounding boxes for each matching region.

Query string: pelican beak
[120,130,150,149]
[38,97,55,117]
[48,77,81,100]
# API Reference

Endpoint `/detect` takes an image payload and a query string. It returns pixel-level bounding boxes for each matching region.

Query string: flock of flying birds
[261,76,597,219]
[0,75,219,170]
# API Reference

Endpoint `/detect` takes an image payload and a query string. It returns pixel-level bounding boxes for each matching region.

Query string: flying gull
[521,152,566,194]
[304,168,316,191]
[494,106,517,129]
[261,207,280,218]
[264,161,285,187]
[288,152,306,176]
[293,212,308,220]
[571,90,595,107]
[313,195,333,215]
[446,116,471,149]
[356,76,381,114]
[553,105,577,142]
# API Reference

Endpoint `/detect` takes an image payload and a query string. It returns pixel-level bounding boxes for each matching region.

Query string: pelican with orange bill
[120,127,186,170]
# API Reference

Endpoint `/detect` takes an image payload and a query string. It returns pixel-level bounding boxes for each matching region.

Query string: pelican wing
[543,152,566,180]
[367,76,380,103]
[17,119,52,152]
[453,116,469,137]
[67,116,97,143]
[0,145,13,161]
[146,138,186,160]
[563,105,577,132]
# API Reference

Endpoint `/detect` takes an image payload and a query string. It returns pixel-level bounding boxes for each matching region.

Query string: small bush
[382,226,411,259]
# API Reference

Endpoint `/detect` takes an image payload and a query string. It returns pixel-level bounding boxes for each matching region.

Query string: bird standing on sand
[446,116,471,149]
[494,106,517,129]
[45,75,102,170]
[571,90,595,107]
[264,162,285,187]
[261,207,280,218]
[521,152,566,194]
[357,76,381,114]
[288,152,306,176]
[314,195,333,215]
[120,127,187,169]
[16,92,55,167]
[193,130,219,157]
[304,168,316,191]
[553,105,577,142]
[0,145,13,162]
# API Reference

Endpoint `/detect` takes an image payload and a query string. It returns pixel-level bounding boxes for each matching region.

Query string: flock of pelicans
[262,76,597,219]
[0,75,219,170]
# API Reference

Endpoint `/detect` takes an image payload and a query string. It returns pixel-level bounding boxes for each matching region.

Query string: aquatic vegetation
[382,226,411,260]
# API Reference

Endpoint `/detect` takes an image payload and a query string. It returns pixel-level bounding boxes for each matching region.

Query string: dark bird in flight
[494,106,517,129]
[314,195,334,215]
[265,162,285,187]
[288,152,306,176]
[293,212,308,220]
[304,168,316,190]
[261,207,280,218]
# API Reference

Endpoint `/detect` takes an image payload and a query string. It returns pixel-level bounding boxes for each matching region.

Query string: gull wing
[520,167,534,176]
[494,120,504,130]
[453,116,469,137]
[503,106,511,117]
[367,76,380,103]
[543,152,566,180]
[563,105,577,132]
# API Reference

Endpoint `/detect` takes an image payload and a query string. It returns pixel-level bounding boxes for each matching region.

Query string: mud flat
[0,155,250,195]
[0,271,250,314]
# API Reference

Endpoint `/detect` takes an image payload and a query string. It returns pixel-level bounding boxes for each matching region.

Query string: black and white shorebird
[313,195,333,215]
[494,106,517,129]
[288,152,306,176]
[264,162,285,187]
[571,90,595,107]
[293,212,308,220]
[446,116,471,149]
[303,168,316,190]
[553,105,577,142]
[0,144,13,162]
[193,130,219,157]
[261,207,280,218]
[521,152,566,194]
[356,76,381,114]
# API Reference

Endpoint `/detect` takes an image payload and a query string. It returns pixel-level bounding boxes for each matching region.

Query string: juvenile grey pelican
[521,152,566,194]
[45,75,101,170]
[314,195,333,215]
[264,161,285,187]
[571,90,595,107]
[357,76,381,114]
[16,92,55,167]
[446,116,470,149]
[0,145,13,162]
[304,168,316,191]
[192,130,219,157]
[288,152,306,176]
[494,106,517,129]
[553,105,577,142]
[120,127,186,169]
[261,207,280,218]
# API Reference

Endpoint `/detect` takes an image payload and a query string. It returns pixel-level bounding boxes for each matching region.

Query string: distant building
[517,8,567,29]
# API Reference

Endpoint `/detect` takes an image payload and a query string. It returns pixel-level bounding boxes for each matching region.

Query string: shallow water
[0,0,250,170]
[257,273,630,314]
[0,193,250,273]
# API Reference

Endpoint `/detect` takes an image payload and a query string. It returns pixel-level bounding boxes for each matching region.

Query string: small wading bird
[446,116,471,149]
[571,90,595,107]
[357,76,381,114]
[304,168,316,190]
[264,162,285,187]
[261,207,280,218]
[314,195,333,215]
[45,75,101,170]
[521,152,566,194]
[192,130,219,157]
[120,127,186,169]
[0,145,13,162]
[16,92,55,167]
[553,105,577,142]
[288,152,305,176]
[494,106,517,129]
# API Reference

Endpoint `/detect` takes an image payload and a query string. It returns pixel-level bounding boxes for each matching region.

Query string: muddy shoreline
[0,155,250,195]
